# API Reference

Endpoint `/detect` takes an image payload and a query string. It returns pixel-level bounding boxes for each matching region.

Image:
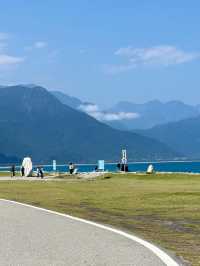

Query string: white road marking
[0,199,180,266]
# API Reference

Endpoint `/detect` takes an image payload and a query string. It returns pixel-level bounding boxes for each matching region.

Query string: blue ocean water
[1,161,200,173]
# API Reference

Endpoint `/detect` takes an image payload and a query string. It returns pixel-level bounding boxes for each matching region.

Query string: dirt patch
[133,214,200,234]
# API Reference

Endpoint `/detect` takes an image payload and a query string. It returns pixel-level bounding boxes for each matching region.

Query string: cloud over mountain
[79,103,139,121]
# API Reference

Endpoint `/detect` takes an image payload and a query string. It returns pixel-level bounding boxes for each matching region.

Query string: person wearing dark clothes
[11,165,15,177]
[21,166,25,177]
[117,163,121,171]
[121,164,125,171]
[39,167,44,179]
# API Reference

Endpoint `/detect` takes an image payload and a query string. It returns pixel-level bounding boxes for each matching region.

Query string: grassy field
[0,173,199,265]
[0,171,20,177]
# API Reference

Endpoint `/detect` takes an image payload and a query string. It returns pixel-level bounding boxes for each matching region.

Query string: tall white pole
[122,149,127,173]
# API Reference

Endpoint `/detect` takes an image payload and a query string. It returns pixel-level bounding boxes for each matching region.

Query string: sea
[1,161,200,173]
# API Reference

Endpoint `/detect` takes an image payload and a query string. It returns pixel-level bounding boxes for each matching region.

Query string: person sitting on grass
[36,166,44,178]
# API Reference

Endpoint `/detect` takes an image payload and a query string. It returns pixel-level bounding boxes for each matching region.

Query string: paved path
[0,200,179,266]
[0,172,104,181]
[0,176,56,181]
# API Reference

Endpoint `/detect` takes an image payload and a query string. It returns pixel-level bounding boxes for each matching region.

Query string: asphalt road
[0,200,178,266]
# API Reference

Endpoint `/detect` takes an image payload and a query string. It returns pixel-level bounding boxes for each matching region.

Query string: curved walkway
[0,199,180,266]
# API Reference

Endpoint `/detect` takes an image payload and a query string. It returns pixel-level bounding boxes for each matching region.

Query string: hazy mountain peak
[137,115,200,159]
[19,84,38,88]
[109,99,200,130]
[52,91,82,109]
[147,99,162,105]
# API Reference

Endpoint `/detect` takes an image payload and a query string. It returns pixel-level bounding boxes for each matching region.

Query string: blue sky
[0,0,200,107]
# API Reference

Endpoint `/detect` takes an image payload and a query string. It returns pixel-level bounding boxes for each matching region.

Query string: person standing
[117,163,121,171]
[21,166,25,177]
[121,163,125,171]
[11,165,15,177]
[69,163,74,174]
[36,166,40,177]
[39,167,44,179]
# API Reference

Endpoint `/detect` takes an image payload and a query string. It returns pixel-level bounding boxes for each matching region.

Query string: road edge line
[0,199,180,266]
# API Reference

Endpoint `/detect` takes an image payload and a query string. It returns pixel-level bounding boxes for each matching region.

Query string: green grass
[0,173,199,265]
[0,171,21,177]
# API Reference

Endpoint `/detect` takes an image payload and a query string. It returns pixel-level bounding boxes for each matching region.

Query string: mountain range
[52,91,200,131]
[51,90,200,160]
[52,91,82,109]
[0,85,177,164]
[136,116,200,159]
[108,100,200,130]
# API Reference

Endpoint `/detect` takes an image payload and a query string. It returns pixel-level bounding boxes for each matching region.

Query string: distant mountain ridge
[0,85,178,163]
[108,100,200,130]
[52,90,200,160]
[51,90,200,131]
[52,91,82,109]
[136,116,200,159]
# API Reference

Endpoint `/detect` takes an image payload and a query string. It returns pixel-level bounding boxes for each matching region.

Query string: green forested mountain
[136,116,200,159]
[0,85,178,163]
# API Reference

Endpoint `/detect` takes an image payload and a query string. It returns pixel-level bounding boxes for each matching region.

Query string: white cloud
[0,54,24,65]
[0,33,24,66]
[0,32,9,40]
[92,111,139,121]
[25,41,47,51]
[79,103,139,121]
[106,45,200,74]
[79,103,99,113]
[34,41,47,49]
